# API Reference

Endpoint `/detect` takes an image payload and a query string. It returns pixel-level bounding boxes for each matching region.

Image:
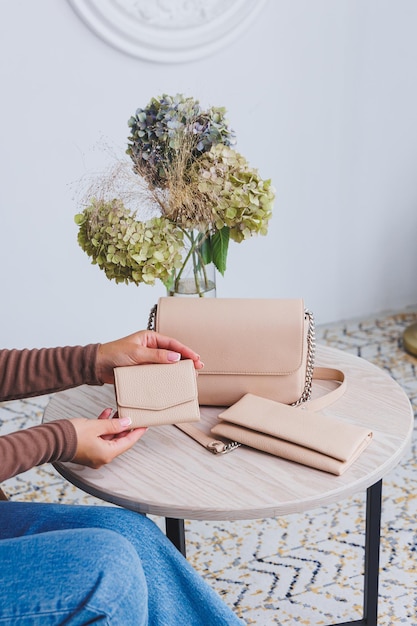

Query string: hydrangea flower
[75,94,275,292]
[191,145,274,243]
[75,199,184,286]
[126,93,236,188]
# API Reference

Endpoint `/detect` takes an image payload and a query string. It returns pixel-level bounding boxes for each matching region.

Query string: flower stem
[173,229,210,297]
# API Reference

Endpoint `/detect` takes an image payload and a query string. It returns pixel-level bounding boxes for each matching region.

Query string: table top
[43,345,414,521]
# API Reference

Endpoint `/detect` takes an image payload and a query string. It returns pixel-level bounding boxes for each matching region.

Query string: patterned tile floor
[1,307,417,625]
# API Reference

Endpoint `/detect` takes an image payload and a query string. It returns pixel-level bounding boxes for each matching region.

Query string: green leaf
[163,271,175,292]
[211,227,230,276]
[200,236,213,265]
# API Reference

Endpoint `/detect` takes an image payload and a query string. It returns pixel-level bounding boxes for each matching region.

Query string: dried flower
[75,198,184,286]
[75,93,275,292]
[191,145,274,243]
[127,93,236,188]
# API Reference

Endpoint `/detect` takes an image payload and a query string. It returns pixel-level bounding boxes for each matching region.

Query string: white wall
[1,0,417,349]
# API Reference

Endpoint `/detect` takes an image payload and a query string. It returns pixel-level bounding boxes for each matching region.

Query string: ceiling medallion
[67,0,267,63]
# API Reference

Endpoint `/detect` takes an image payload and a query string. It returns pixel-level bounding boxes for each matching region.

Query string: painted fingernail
[167,351,181,362]
[119,417,132,427]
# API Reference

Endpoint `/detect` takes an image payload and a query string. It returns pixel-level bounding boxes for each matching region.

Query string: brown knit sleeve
[0,344,102,402]
[0,419,78,482]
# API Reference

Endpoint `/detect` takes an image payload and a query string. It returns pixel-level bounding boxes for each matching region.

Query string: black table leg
[166,517,186,557]
[165,480,383,626]
[333,479,382,626]
[363,479,382,625]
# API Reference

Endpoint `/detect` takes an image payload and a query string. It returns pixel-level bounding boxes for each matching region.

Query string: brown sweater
[0,344,102,482]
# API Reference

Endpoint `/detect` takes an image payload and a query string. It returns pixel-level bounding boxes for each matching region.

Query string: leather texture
[154,297,309,406]
[114,360,200,427]
[212,393,372,475]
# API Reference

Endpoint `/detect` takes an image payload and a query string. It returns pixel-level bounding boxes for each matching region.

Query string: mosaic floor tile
[1,307,417,624]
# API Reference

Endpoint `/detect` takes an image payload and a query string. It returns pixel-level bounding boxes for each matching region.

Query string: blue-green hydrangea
[127,93,236,188]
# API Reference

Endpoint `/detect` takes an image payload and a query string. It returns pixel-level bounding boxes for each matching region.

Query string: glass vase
[168,230,216,298]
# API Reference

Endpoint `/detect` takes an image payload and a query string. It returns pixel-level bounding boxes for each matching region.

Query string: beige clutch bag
[211,393,372,475]
[114,360,200,428]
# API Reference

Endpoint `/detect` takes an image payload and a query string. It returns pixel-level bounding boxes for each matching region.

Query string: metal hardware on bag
[207,440,242,455]
[292,308,316,406]
[147,304,157,331]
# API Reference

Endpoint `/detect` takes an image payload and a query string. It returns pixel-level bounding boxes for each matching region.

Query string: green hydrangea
[75,199,184,286]
[192,145,275,243]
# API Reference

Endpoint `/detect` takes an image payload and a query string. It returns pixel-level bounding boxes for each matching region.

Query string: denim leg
[0,526,148,625]
[0,502,245,626]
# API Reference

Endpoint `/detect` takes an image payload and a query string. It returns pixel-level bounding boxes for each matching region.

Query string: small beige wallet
[113,360,200,428]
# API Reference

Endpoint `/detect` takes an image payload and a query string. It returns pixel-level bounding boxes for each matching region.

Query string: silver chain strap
[147,304,157,331]
[292,308,316,406]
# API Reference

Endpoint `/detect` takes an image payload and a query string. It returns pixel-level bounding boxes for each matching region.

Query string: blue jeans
[0,502,245,625]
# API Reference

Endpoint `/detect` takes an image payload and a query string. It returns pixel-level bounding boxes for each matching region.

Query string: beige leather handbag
[148,297,315,407]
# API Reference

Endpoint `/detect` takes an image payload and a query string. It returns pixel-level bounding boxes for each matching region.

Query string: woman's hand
[70,408,146,469]
[96,330,204,385]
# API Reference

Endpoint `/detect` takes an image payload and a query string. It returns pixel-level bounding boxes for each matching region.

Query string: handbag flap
[114,360,197,411]
[155,298,306,376]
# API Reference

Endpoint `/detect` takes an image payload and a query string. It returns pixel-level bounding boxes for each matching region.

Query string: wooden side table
[43,346,413,626]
